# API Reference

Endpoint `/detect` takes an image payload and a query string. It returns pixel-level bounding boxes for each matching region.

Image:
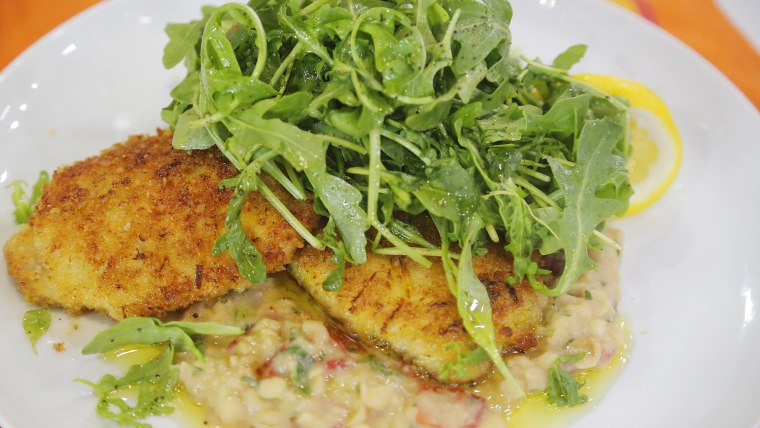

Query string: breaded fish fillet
[4,131,319,319]
[288,245,548,383]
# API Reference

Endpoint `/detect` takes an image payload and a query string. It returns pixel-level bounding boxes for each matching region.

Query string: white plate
[1,0,759,427]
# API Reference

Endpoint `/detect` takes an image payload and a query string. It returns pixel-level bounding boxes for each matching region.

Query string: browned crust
[4,130,319,319]
[288,244,545,383]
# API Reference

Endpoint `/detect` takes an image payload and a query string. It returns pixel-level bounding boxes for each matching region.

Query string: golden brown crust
[4,130,319,319]
[288,245,544,383]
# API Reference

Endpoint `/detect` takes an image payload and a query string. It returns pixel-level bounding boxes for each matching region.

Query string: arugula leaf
[322,254,346,292]
[7,170,49,224]
[78,316,241,428]
[163,19,207,69]
[536,118,628,296]
[552,44,587,71]
[171,109,216,150]
[212,188,268,285]
[452,217,523,393]
[81,317,243,362]
[23,308,51,353]
[317,218,349,291]
[546,353,588,407]
[308,171,368,264]
[413,159,480,233]
[227,103,326,173]
[446,0,511,76]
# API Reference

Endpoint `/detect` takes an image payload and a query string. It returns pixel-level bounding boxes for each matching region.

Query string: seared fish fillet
[288,245,546,383]
[4,131,319,319]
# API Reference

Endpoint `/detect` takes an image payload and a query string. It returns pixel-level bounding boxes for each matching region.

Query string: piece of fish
[4,131,319,319]
[288,245,547,383]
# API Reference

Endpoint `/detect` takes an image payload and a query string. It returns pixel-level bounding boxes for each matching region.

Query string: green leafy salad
[158,0,631,393]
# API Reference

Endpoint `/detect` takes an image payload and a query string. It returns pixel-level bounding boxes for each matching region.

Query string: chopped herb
[23,308,51,353]
[439,344,490,380]
[584,290,593,300]
[283,346,313,395]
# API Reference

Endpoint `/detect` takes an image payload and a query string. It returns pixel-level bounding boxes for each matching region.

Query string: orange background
[1,0,758,108]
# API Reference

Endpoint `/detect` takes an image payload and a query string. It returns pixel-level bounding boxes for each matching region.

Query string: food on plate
[176,276,517,427]
[3,0,649,426]
[574,74,683,215]
[289,243,548,383]
[3,131,319,319]
[175,234,622,428]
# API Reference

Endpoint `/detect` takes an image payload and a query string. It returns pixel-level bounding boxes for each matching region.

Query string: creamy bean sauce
[177,239,624,428]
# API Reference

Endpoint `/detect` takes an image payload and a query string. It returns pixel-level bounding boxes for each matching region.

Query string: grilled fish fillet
[4,131,319,319]
[288,245,547,383]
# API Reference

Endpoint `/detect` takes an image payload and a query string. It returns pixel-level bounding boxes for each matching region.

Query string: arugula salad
[159,0,631,390]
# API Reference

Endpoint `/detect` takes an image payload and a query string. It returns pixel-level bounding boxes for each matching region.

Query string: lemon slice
[574,74,683,216]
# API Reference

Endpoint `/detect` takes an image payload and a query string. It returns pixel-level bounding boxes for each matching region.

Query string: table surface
[1,0,758,109]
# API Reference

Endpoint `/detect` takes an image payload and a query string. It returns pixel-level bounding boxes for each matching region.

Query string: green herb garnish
[283,345,314,395]
[23,308,51,353]
[161,0,631,395]
[77,348,178,428]
[81,317,243,361]
[546,353,588,407]
[439,344,490,380]
[8,170,49,224]
[78,317,243,427]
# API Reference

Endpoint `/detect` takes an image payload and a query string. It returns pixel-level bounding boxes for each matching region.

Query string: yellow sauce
[103,343,233,428]
[100,282,631,428]
[507,351,628,427]
[174,390,232,428]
